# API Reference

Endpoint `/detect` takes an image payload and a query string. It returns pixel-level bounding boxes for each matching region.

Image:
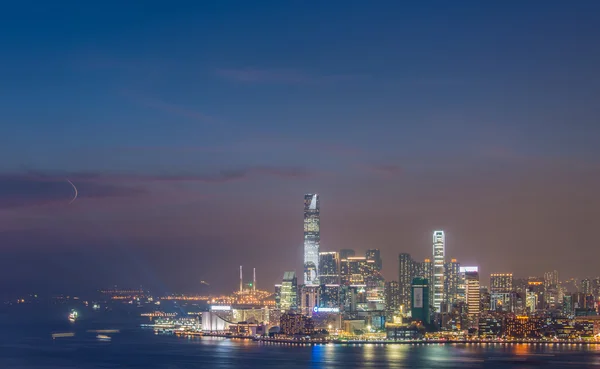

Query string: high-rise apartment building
[433,231,445,312]
[444,259,460,310]
[398,253,414,309]
[384,281,400,314]
[303,194,320,285]
[319,252,340,285]
[544,270,559,289]
[419,258,434,308]
[280,271,298,312]
[581,278,592,295]
[366,249,382,272]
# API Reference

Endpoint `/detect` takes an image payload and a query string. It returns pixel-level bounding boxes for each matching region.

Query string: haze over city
[1,1,600,296]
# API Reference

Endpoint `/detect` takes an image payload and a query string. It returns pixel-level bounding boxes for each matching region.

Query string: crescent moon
[66,179,78,204]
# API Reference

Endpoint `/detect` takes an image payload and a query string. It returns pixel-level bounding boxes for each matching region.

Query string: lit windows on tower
[432,230,445,313]
[303,194,320,285]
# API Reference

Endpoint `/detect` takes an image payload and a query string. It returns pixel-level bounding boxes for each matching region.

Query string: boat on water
[68,310,78,322]
[96,334,111,341]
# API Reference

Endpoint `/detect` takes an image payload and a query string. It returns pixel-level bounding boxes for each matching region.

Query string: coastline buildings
[303,194,320,285]
[433,231,445,313]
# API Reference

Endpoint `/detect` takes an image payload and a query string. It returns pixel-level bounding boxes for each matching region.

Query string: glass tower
[319,252,340,285]
[304,194,320,285]
[433,230,445,312]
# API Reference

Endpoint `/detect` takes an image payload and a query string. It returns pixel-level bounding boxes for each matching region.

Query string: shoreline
[190,333,600,345]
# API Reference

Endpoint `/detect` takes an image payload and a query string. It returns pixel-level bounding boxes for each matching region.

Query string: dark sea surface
[2,304,600,368]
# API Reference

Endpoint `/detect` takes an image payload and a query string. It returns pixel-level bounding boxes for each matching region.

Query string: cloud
[0,175,146,209]
[215,67,366,84]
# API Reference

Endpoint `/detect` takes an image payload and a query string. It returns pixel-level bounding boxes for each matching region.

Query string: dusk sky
[1,1,599,295]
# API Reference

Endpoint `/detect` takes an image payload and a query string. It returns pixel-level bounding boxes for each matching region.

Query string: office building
[544,270,559,289]
[398,253,414,310]
[432,230,445,312]
[280,313,314,336]
[490,273,513,312]
[300,285,320,316]
[319,284,340,308]
[461,266,480,318]
[366,249,382,272]
[303,194,320,285]
[341,257,373,285]
[563,294,574,316]
[582,278,592,295]
[339,249,355,260]
[411,277,430,325]
[274,284,282,309]
[421,259,434,308]
[319,252,340,285]
[280,272,298,312]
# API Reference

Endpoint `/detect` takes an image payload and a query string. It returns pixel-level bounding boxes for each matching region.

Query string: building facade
[366,249,382,272]
[319,251,340,285]
[411,277,431,325]
[398,253,414,310]
[432,231,445,312]
[280,271,298,312]
[303,194,320,285]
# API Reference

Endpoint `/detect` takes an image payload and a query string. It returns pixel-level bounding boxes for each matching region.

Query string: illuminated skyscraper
[303,194,320,285]
[280,272,298,312]
[398,253,414,310]
[319,252,340,285]
[444,259,460,310]
[490,273,513,312]
[384,281,400,314]
[461,267,480,319]
[421,258,434,308]
[366,249,382,272]
[433,231,445,312]
[341,257,371,285]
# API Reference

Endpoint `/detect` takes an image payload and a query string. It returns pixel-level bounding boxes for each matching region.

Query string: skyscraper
[411,277,431,325]
[280,271,298,312]
[444,259,460,310]
[421,258,434,308]
[433,231,445,312]
[319,252,340,285]
[366,249,382,272]
[339,249,355,260]
[461,267,480,319]
[384,281,400,314]
[490,273,513,312]
[398,253,414,310]
[303,194,320,285]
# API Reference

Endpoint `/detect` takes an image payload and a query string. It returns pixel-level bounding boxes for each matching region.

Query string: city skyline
[1,1,600,296]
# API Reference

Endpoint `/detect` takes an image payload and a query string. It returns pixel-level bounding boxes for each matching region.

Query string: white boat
[96,334,111,341]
